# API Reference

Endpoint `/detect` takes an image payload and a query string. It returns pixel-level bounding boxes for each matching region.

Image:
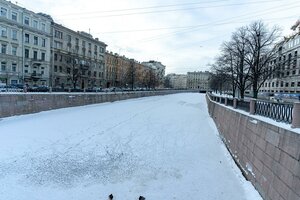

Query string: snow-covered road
[0,93,261,200]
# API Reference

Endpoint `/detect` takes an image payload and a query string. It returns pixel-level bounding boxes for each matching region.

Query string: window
[25,49,29,58]
[41,52,45,61]
[1,44,7,54]
[59,66,62,73]
[41,23,46,32]
[285,82,289,87]
[1,26,7,37]
[54,41,62,48]
[54,30,63,39]
[12,30,17,40]
[298,82,300,87]
[24,33,29,43]
[1,62,6,71]
[33,51,38,60]
[11,80,17,85]
[54,53,57,61]
[34,36,38,45]
[0,7,7,17]
[42,38,46,47]
[24,70,28,73]
[11,12,17,21]
[291,82,295,87]
[33,20,38,29]
[12,46,17,56]
[12,63,16,72]
[82,40,86,47]
[54,65,57,72]
[24,16,29,25]
[67,35,71,42]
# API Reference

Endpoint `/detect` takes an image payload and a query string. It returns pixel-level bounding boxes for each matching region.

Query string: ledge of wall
[206,95,300,200]
[0,90,196,118]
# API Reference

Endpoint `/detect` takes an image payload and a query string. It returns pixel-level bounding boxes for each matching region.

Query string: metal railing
[207,92,294,124]
[255,100,293,123]
[237,100,250,112]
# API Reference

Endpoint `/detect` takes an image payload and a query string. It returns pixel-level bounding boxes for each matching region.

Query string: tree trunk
[252,79,258,99]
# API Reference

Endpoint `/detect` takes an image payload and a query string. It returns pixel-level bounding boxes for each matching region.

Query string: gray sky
[17,0,300,74]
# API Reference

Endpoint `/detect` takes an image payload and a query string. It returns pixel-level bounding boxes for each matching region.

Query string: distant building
[187,71,210,90]
[142,60,166,88]
[105,52,156,88]
[0,0,52,86]
[51,23,107,89]
[166,73,187,89]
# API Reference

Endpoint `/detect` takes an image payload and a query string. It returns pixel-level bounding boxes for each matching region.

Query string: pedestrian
[139,196,145,200]
[108,194,113,200]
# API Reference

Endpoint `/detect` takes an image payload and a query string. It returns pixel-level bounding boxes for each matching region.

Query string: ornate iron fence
[227,98,234,107]
[207,93,294,124]
[255,100,293,123]
[236,100,250,112]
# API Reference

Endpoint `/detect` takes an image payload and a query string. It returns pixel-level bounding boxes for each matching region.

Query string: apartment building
[187,71,210,90]
[142,60,166,88]
[259,32,300,93]
[105,52,157,89]
[166,73,187,89]
[0,0,52,86]
[51,23,107,89]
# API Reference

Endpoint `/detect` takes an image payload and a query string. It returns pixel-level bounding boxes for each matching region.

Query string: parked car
[34,86,49,92]
[0,85,23,92]
[86,87,102,92]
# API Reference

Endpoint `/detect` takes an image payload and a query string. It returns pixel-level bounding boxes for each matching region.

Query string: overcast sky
[17,0,300,74]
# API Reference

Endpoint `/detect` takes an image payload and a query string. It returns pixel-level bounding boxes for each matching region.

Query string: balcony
[31,72,43,78]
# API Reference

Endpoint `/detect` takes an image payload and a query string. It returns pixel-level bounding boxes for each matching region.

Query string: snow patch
[250,119,258,124]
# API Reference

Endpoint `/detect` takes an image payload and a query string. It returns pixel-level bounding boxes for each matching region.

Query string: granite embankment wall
[206,95,300,200]
[0,90,195,118]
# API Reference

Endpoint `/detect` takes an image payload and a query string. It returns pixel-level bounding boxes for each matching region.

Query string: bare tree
[209,61,231,94]
[244,21,281,98]
[217,27,252,99]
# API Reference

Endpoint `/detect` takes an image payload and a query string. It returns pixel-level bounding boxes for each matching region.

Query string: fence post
[219,97,222,103]
[233,98,237,109]
[49,87,52,93]
[292,102,300,128]
[23,85,27,93]
[225,98,228,106]
[249,99,256,115]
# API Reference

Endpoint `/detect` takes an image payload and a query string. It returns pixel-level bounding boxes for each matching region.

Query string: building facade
[259,32,300,94]
[0,0,52,86]
[142,60,166,88]
[51,23,106,90]
[105,52,157,89]
[166,73,187,89]
[187,71,210,90]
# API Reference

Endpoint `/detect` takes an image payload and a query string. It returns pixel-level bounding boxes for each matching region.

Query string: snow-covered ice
[0,93,262,200]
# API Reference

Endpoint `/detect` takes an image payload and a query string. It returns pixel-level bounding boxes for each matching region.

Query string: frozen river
[0,93,261,200]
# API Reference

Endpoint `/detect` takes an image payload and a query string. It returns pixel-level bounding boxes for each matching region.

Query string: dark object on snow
[108,194,113,200]
[139,196,145,200]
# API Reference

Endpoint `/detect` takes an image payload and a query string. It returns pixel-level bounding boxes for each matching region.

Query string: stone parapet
[0,90,196,118]
[206,94,300,200]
